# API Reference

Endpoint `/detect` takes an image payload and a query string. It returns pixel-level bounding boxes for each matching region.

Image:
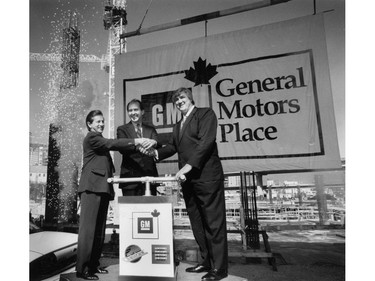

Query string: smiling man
[117,99,160,196]
[77,110,147,280]
[147,88,228,281]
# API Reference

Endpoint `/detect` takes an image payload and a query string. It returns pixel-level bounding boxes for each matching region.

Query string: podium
[109,177,178,281]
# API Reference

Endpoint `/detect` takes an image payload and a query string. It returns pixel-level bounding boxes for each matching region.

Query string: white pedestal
[118,196,176,281]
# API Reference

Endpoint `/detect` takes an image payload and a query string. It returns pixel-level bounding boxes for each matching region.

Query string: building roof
[29,165,47,173]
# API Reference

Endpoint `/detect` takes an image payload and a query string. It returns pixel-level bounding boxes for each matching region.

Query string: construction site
[27,1,351,281]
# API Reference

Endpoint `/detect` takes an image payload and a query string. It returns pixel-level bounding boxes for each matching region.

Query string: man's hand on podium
[176,164,191,183]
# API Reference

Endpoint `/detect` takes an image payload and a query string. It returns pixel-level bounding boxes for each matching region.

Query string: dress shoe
[92,267,109,274]
[76,271,99,280]
[201,269,228,280]
[185,264,211,273]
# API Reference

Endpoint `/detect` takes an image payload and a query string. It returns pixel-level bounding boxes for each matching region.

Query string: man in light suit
[76,110,152,280]
[147,88,228,281]
[117,99,159,196]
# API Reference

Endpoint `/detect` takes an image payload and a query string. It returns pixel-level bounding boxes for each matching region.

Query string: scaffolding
[60,12,80,89]
[102,0,127,139]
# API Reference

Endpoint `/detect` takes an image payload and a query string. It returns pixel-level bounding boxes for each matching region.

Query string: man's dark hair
[85,110,103,131]
[172,87,195,105]
[127,99,144,111]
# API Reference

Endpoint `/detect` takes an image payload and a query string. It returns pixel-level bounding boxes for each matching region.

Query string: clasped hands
[135,138,157,157]
[134,139,192,183]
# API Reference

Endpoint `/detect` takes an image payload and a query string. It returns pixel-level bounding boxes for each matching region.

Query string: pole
[145,181,151,196]
[313,0,316,15]
[268,185,273,204]
[315,175,328,225]
[108,176,179,196]
[120,0,290,39]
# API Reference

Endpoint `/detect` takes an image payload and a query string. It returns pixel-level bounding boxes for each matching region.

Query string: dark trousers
[76,192,109,273]
[182,179,228,271]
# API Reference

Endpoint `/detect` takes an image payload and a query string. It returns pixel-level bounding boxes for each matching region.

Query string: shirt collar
[184,105,195,119]
[131,121,142,128]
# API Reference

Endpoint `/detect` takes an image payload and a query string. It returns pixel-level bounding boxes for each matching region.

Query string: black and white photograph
[3,0,373,280]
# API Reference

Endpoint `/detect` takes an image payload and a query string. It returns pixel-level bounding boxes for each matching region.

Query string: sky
[4,0,375,279]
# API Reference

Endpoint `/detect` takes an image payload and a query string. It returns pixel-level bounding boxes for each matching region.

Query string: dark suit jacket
[78,131,136,199]
[117,122,159,189]
[158,107,224,182]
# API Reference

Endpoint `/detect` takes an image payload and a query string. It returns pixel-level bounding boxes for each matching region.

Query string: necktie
[136,124,142,138]
[180,116,186,130]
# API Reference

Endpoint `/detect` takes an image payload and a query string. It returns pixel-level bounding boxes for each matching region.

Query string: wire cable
[136,0,154,32]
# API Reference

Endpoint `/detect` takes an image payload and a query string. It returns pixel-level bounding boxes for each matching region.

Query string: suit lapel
[126,122,137,138]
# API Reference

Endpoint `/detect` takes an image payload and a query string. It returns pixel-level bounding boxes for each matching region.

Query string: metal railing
[107,176,180,196]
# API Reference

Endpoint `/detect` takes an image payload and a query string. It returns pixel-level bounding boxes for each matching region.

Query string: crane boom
[30,52,106,63]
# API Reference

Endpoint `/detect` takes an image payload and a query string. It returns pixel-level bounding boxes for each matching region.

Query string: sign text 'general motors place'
[216,67,307,143]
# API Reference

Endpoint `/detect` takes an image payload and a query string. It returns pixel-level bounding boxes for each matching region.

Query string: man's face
[88,115,105,133]
[174,92,193,115]
[127,102,144,123]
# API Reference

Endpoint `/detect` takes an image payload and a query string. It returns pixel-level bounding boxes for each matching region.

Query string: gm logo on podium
[139,217,153,232]
[133,211,159,239]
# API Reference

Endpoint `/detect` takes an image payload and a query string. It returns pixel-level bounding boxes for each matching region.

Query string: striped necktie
[136,124,142,138]
[180,116,186,130]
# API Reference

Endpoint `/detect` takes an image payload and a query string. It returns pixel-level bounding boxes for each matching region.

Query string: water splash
[38,4,107,223]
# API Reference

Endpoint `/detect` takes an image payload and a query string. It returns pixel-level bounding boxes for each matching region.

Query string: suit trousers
[182,179,228,271]
[76,192,110,273]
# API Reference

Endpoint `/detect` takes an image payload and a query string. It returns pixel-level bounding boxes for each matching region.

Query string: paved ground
[88,228,345,281]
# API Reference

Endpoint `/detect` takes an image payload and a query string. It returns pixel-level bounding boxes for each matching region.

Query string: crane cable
[136,0,154,33]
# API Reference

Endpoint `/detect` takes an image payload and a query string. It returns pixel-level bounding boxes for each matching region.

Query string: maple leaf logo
[151,209,160,217]
[184,57,218,86]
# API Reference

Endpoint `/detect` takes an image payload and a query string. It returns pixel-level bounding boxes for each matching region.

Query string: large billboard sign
[114,15,341,174]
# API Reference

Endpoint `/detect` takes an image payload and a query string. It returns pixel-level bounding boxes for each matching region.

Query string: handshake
[134,138,157,157]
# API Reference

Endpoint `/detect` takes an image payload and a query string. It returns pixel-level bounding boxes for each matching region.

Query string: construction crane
[60,12,80,89]
[30,53,104,63]
[30,1,127,139]
[102,0,127,139]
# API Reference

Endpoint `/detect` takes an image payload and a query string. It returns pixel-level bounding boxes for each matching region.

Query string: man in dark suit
[117,99,159,196]
[147,88,228,281]
[76,110,149,280]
